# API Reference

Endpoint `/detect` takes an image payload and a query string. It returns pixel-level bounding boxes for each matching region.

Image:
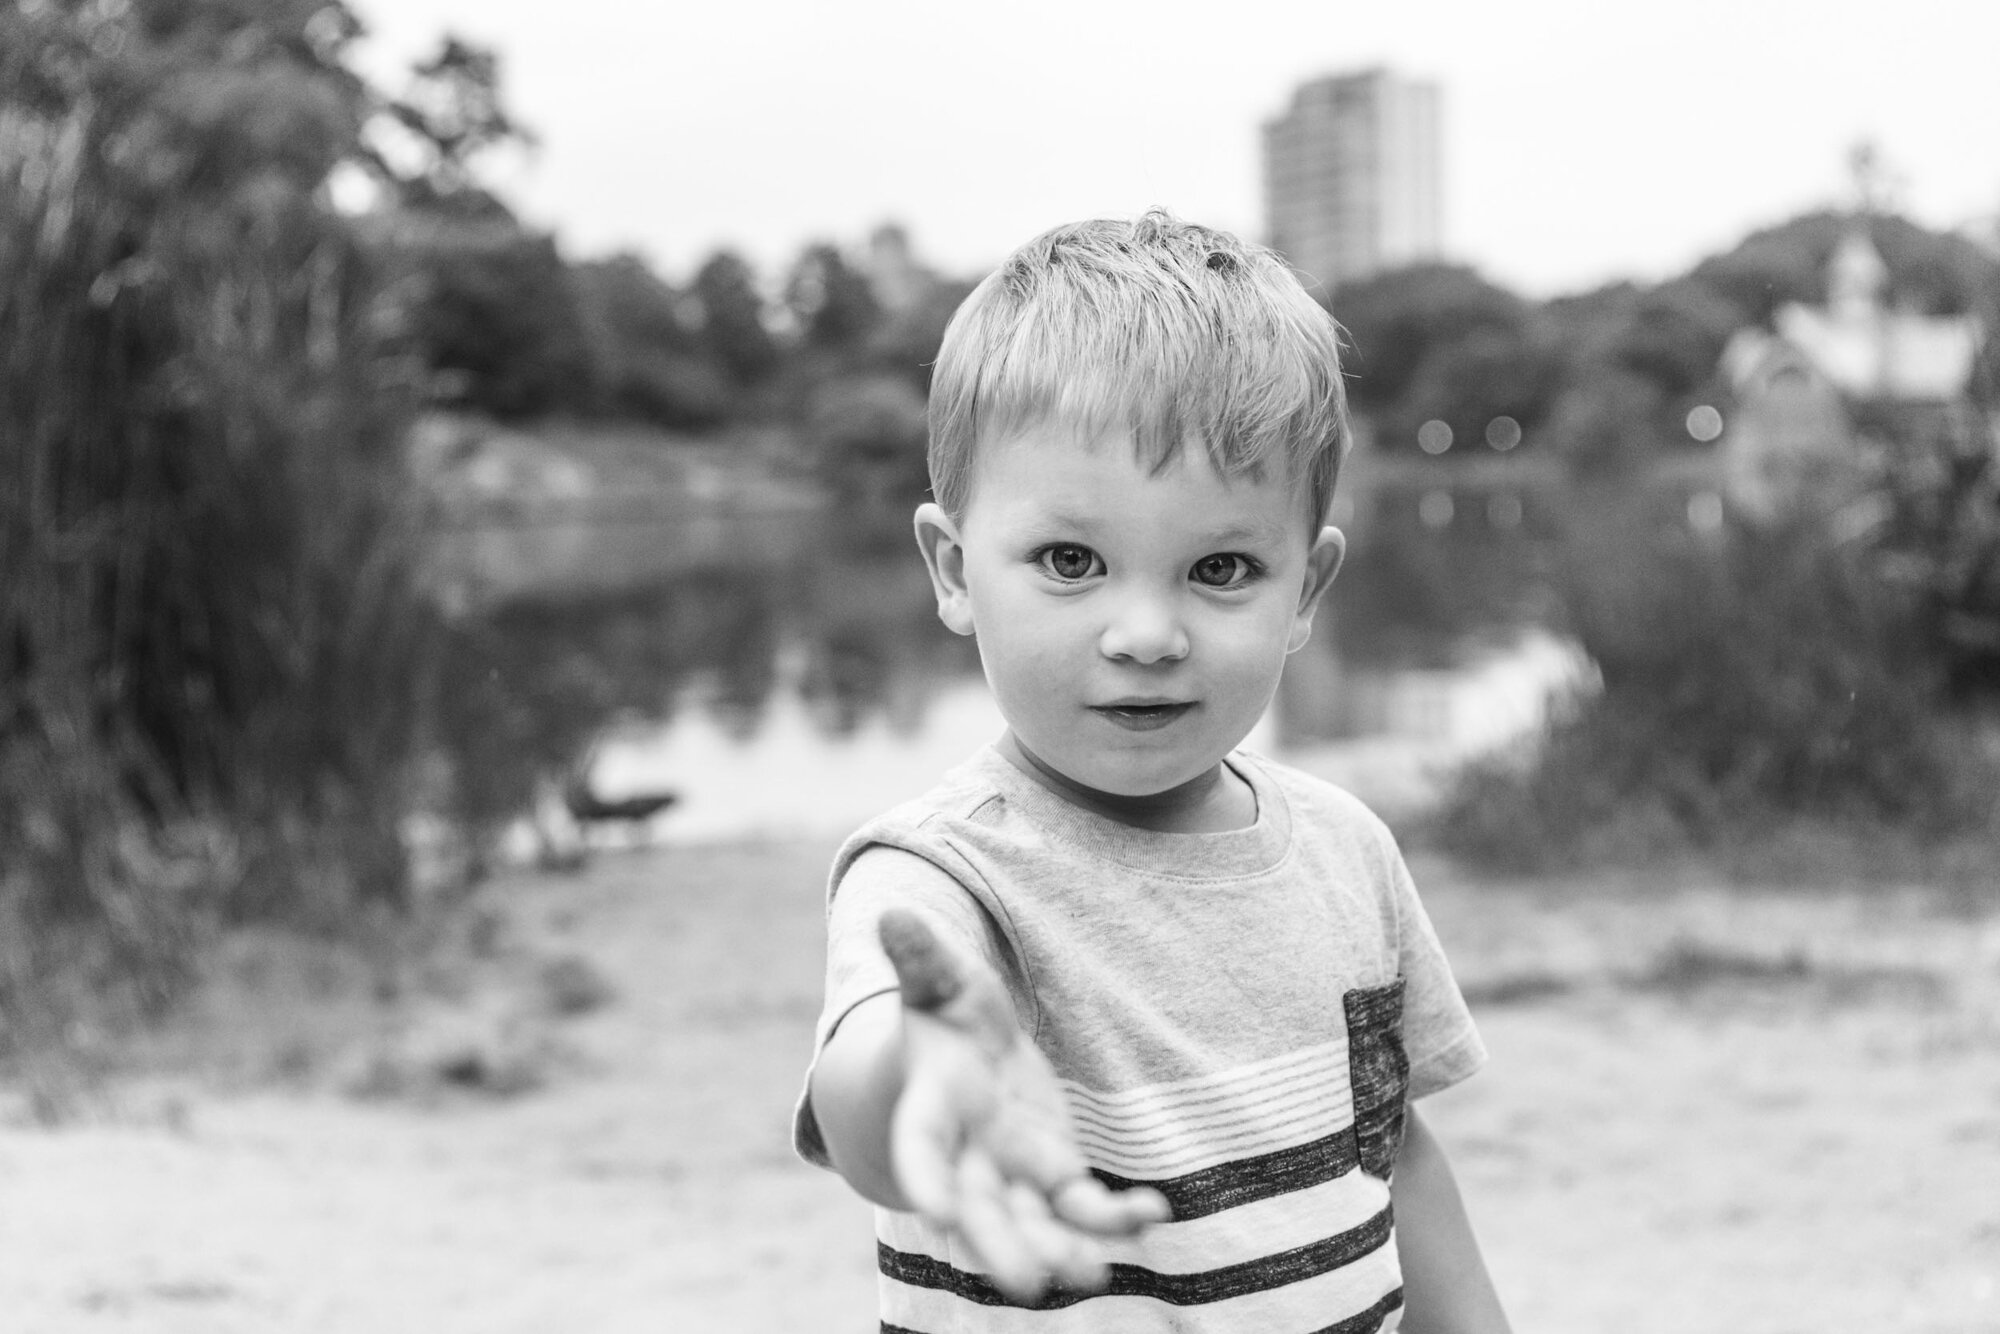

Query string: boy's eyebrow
[1016,507,1104,535]
[1200,520,1292,547]
[1019,511,1294,549]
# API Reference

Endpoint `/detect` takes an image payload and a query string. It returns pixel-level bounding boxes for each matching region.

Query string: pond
[429,481,1591,850]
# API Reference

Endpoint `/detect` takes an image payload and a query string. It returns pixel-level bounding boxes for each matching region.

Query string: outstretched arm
[1390,1105,1512,1334]
[809,909,1169,1301]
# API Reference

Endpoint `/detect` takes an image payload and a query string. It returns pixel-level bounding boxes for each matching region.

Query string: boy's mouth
[1090,700,1195,732]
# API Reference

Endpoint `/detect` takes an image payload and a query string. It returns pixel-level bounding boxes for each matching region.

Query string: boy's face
[915,426,1343,807]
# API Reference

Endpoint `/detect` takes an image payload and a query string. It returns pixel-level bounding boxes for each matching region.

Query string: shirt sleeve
[1385,843,1487,1101]
[791,841,1013,1169]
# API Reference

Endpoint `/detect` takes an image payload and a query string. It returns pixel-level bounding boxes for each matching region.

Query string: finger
[889,1072,962,1223]
[1051,1177,1174,1236]
[955,1152,1047,1303]
[1005,1181,1111,1295]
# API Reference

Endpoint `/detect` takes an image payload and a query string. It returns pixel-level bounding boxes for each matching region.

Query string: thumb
[878,909,1017,1054]
[878,907,966,1012]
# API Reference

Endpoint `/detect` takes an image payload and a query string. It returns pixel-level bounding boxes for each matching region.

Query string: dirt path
[3,842,1996,1332]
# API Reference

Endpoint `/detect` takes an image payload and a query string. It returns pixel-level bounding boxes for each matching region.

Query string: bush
[802,373,929,504]
[0,0,449,1049]
[1429,499,2000,875]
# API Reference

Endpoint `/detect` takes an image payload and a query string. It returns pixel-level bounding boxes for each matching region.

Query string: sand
[2,840,1996,1332]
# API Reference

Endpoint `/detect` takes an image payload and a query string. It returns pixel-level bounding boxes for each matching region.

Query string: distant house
[1719,229,1984,516]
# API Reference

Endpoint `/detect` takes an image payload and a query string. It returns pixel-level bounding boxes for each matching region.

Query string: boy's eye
[1036,545,1102,581]
[1191,553,1256,588]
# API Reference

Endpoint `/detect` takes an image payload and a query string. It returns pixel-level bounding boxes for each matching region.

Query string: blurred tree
[1608,279,1739,401]
[692,250,780,389]
[355,32,601,420]
[1331,264,1554,455]
[1690,209,1995,325]
[866,275,978,392]
[1873,275,2000,700]
[804,374,929,504]
[786,242,881,355]
[383,214,597,419]
[1878,416,2000,699]
[1532,279,1738,472]
[369,34,528,214]
[1686,215,1837,326]
[1863,214,1996,318]
[571,253,730,429]
[1332,264,1532,419]
[1541,369,1682,474]
[1386,326,1562,453]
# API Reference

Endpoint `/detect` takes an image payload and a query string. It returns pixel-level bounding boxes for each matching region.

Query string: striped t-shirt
[795,746,1485,1333]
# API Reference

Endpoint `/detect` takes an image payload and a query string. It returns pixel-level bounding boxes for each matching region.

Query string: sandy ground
[3,840,1997,1333]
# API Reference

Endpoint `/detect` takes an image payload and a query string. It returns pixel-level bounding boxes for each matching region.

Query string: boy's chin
[1080,761,1216,799]
[1009,737,1222,803]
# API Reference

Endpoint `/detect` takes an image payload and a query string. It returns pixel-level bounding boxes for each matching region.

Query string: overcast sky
[349,0,2000,297]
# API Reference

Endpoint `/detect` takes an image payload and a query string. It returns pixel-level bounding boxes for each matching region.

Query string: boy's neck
[995,733,1256,834]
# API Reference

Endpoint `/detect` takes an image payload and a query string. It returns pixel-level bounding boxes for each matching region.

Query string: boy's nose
[1098,593,1190,664]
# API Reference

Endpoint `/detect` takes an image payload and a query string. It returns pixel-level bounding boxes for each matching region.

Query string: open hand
[879,908,1171,1302]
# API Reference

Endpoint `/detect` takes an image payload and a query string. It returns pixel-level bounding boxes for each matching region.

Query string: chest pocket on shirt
[1343,978,1409,1180]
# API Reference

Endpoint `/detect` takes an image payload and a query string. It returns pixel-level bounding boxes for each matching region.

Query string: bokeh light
[1685,404,1724,442]
[1417,419,1453,455]
[1484,415,1522,451]
[1418,490,1455,528]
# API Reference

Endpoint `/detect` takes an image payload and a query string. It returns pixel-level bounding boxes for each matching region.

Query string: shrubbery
[1430,449,2000,880]
[1,1,447,1051]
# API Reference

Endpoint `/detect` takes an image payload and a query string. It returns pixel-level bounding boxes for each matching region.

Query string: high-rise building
[1262,68,1442,293]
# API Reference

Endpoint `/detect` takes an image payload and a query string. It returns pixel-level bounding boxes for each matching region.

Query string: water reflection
[431,496,1584,848]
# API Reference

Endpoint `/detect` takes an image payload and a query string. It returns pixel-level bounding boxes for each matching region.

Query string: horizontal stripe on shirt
[885,1167,1388,1290]
[879,1202,1392,1310]
[1061,1041,1355,1180]
[1061,1041,1351,1128]
[877,1260,1403,1334]
[1091,1123,1366,1221]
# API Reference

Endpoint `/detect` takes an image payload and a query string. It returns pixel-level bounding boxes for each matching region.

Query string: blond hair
[927,209,1350,523]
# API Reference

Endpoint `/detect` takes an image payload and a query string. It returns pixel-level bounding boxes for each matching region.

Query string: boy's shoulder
[1233,748,1399,846]
[853,746,1015,838]
[826,747,1016,880]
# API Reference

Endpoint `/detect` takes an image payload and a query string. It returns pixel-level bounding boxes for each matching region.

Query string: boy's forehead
[965,424,1317,530]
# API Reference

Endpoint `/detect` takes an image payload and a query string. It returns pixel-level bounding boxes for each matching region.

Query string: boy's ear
[913,502,975,637]
[1288,525,1346,654]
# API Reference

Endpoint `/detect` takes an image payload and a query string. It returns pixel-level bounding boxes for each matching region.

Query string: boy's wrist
[811,991,914,1209]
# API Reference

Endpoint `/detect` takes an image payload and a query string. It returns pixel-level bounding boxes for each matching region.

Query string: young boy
[794,211,1510,1333]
